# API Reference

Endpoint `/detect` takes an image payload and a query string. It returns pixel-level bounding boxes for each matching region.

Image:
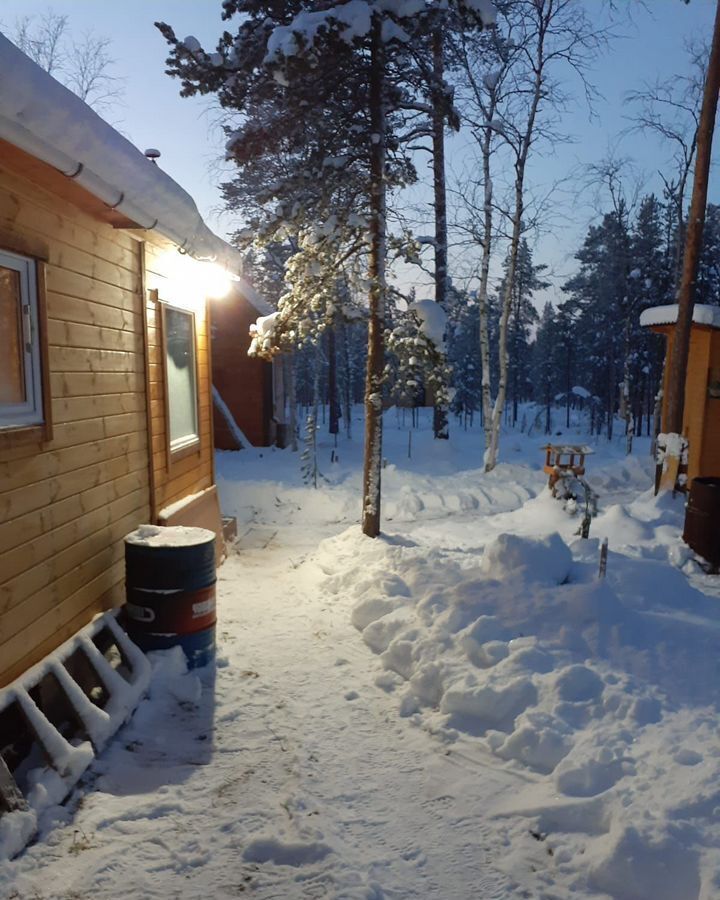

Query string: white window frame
[161,302,200,458]
[0,249,43,429]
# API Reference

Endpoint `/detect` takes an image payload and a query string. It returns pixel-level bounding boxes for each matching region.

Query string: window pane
[165,306,198,449]
[0,266,25,405]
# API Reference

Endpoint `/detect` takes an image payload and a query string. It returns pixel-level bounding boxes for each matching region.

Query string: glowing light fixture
[159,251,237,310]
[202,261,235,299]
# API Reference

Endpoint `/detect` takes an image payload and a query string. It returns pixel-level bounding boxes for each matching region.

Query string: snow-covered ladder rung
[0,612,151,860]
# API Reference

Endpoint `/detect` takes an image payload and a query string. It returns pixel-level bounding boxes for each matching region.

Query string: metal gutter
[0,33,242,273]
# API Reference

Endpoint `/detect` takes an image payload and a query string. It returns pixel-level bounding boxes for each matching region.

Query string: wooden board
[0,756,27,813]
[0,153,151,686]
[0,144,221,688]
[142,256,215,520]
[158,485,225,563]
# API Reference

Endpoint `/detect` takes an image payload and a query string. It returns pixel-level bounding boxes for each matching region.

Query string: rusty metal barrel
[683,477,720,572]
[123,525,217,668]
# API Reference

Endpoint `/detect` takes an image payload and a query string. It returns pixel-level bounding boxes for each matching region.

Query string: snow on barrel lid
[125,524,215,548]
[640,304,720,330]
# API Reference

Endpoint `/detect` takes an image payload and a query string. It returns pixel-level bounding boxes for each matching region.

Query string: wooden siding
[656,324,720,484]
[142,240,215,518]
[0,159,151,687]
[700,333,720,478]
[682,329,710,485]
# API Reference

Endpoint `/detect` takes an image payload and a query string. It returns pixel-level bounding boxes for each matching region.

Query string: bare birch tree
[11,11,67,75]
[627,41,706,290]
[463,0,605,471]
[7,11,122,113]
[454,24,515,453]
[584,154,644,451]
[627,41,706,457]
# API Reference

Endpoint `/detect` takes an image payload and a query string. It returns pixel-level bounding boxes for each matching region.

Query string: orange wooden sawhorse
[542,444,594,493]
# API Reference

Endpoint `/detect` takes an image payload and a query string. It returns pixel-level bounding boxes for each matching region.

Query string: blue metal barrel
[123,525,217,668]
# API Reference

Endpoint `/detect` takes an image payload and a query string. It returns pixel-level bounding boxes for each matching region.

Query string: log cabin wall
[0,154,151,688]
[142,239,215,518]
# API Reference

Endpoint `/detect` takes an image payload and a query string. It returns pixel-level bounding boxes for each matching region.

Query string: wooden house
[212,284,280,449]
[0,35,249,688]
[640,303,720,484]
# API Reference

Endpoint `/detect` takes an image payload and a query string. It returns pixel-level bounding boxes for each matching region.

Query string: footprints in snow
[242,836,331,867]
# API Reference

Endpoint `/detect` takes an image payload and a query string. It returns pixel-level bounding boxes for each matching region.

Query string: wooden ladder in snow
[0,613,151,859]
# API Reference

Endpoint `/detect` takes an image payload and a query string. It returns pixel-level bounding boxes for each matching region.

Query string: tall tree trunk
[565,347,571,429]
[478,126,495,457]
[511,298,520,425]
[486,202,521,470]
[272,354,285,446]
[340,317,352,439]
[328,322,340,436]
[286,355,298,452]
[362,16,386,538]
[664,0,720,443]
[432,27,450,440]
[545,387,551,434]
[307,348,321,488]
[622,317,633,454]
[607,357,615,441]
[484,2,546,471]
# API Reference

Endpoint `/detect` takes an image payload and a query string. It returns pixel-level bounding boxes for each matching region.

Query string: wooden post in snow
[598,538,609,580]
[660,0,720,491]
[0,756,27,813]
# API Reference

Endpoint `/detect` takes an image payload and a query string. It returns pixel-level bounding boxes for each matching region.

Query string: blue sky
[1,0,718,303]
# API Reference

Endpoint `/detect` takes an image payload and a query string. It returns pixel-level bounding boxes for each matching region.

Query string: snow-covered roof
[0,33,243,276]
[640,304,720,330]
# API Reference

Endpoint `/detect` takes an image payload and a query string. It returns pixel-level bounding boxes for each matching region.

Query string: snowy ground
[2,407,720,899]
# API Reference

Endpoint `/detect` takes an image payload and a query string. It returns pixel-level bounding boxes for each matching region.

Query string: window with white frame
[163,303,199,454]
[0,249,43,429]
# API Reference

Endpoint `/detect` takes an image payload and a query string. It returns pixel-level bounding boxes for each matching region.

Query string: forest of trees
[254,198,719,442]
[154,0,718,534]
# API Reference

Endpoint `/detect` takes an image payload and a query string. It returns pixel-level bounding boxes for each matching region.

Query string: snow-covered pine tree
[628,194,671,438]
[447,289,482,427]
[386,295,451,413]
[562,205,633,442]
[395,5,479,441]
[158,0,497,538]
[561,193,677,446]
[696,203,720,306]
[243,242,301,450]
[532,301,558,434]
[497,238,547,425]
[553,300,577,429]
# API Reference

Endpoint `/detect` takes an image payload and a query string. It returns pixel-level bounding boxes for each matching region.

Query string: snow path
[6,412,720,899]
[3,503,538,899]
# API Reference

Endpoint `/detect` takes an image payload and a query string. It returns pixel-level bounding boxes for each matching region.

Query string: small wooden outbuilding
[0,36,254,687]
[212,285,279,449]
[641,303,720,484]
